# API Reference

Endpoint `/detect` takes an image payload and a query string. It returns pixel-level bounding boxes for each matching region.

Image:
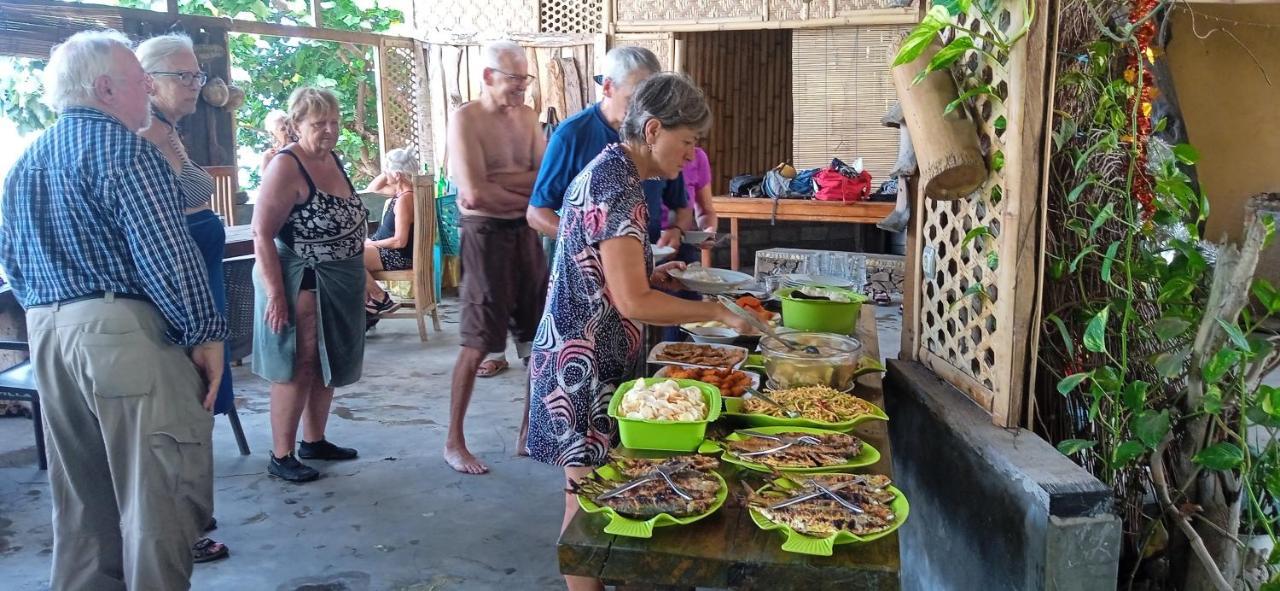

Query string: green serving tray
[576,464,728,538]
[722,396,888,432]
[697,426,881,473]
[748,474,909,556]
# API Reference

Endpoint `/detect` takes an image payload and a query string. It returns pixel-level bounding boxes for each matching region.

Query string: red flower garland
[1129,0,1159,222]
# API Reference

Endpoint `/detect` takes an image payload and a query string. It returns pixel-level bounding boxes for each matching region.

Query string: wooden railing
[205,166,239,226]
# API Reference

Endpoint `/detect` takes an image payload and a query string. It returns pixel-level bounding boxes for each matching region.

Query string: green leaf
[992,150,1006,172]
[1193,442,1244,471]
[1069,245,1098,272]
[933,0,973,15]
[1152,317,1192,342]
[1216,318,1252,352]
[1112,440,1146,467]
[1093,365,1123,393]
[1203,385,1224,414]
[1265,464,1280,500]
[892,12,948,67]
[1158,277,1195,306]
[1084,306,1110,354]
[1057,439,1095,457]
[923,36,975,77]
[1255,278,1280,314]
[1264,214,1277,248]
[1173,143,1200,165]
[1057,372,1090,395]
[1101,241,1120,283]
[1067,178,1094,203]
[994,115,1007,132]
[960,226,992,249]
[987,251,999,270]
[1047,314,1075,358]
[1201,349,1243,383]
[1261,384,1280,418]
[944,84,993,115]
[1153,348,1189,379]
[1154,117,1168,133]
[1122,380,1149,412]
[1088,202,1115,239]
[1134,410,1171,449]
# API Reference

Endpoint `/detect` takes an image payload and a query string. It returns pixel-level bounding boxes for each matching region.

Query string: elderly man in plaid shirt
[0,30,227,591]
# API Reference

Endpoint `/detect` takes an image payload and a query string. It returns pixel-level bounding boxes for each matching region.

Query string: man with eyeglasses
[0,30,226,590]
[443,40,547,475]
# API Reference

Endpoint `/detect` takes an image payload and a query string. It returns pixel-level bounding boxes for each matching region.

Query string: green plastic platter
[747,474,909,556]
[721,396,888,432]
[576,464,728,538]
[696,426,881,473]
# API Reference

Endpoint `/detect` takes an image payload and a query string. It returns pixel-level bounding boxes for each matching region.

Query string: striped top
[179,158,215,209]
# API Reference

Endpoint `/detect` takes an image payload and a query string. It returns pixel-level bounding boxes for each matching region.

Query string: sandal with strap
[192,537,229,563]
[476,358,509,378]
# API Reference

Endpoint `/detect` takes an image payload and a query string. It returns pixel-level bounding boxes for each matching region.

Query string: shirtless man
[444,40,547,474]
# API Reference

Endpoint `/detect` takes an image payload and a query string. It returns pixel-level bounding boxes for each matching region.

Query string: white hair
[42,29,135,112]
[481,40,525,70]
[264,109,288,129]
[383,148,416,175]
[601,46,660,89]
[135,33,194,73]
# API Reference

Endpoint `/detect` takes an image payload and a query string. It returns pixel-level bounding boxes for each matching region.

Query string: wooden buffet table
[558,307,898,589]
[709,197,894,271]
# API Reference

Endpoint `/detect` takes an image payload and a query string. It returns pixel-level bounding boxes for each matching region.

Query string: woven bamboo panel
[541,0,603,33]
[913,0,1048,426]
[610,33,674,70]
[0,1,124,58]
[770,0,901,21]
[792,26,908,180]
[377,40,431,174]
[615,0,760,23]
[416,0,539,35]
[680,30,793,195]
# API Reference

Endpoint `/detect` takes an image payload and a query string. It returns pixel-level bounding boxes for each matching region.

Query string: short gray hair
[264,109,288,129]
[42,29,134,112]
[620,72,711,144]
[135,33,194,73]
[601,46,660,89]
[383,148,416,175]
[482,40,525,70]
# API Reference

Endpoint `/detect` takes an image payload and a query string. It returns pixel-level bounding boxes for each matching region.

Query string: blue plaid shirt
[0,107,228,347]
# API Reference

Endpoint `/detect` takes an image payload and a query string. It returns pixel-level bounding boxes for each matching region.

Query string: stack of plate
[779,274,857,290]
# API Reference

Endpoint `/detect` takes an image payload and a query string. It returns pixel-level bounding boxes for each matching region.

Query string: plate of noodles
[722,385,887,432]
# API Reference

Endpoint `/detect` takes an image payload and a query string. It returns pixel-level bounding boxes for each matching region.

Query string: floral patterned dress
[527,144,652,467]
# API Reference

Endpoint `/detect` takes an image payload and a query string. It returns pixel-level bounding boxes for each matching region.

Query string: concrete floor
[0,300,903,591]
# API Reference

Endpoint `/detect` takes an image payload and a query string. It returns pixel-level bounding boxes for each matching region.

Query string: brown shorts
[459,215,549,354]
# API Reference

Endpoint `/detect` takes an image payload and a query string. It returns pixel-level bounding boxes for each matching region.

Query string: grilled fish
[570,455,722,519]
[723,432,863,468]
[749,473,897,536]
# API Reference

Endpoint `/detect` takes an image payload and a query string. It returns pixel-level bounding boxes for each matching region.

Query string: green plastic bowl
[748,475,910,556]
[608,378,722,452]
[577,465,728,538]
[697,426,882,473]
[777,286,868,334]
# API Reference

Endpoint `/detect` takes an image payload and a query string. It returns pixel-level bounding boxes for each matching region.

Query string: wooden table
[558,307,898,589]
[709,197,894,271]
[224,224,254,258]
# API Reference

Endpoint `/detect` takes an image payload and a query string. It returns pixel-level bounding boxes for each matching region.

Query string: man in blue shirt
[0,31,226,591]
[526,46,693,248]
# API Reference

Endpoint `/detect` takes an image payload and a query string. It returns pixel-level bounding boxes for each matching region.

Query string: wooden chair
[205,165,239,226]
[371,175,442,342]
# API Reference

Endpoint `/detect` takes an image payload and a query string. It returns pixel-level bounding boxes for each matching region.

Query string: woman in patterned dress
[526,73,751,591]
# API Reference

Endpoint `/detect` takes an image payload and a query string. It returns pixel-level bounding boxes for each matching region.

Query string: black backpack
[729,174,764,197]
[543,107,560,142]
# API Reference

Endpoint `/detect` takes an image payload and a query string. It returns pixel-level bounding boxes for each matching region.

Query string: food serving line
[559,270,902,590]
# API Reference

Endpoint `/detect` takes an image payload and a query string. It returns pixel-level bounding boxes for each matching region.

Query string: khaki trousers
[27,295,213,591]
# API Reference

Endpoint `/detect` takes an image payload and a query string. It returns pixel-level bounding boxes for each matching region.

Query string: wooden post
[891,40,987,200]
[167,0,178,14]
[311,0,323,28]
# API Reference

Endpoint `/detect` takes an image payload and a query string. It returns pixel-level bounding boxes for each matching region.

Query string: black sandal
[192,537,229,563]
[204,517,217,533]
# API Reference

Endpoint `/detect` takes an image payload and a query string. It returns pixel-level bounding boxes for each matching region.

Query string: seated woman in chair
[363,147,416,315]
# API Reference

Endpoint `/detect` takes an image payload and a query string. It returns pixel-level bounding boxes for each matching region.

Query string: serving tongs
[715,295,820,355]
[734,430,823,457]
[597,462,693,501]
[742,387,801,419]
[766,478,865,514]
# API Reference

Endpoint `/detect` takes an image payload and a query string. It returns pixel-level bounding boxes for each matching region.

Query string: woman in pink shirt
[682,146,718,232]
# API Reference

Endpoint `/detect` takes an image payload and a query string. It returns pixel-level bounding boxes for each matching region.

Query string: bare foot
[444,445,489,474]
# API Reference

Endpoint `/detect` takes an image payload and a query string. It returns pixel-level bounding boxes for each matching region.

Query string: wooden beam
[8,0,400,46]
[615,8,920,32]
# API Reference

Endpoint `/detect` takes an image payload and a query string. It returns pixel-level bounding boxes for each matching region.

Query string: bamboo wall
[678,29,793,196]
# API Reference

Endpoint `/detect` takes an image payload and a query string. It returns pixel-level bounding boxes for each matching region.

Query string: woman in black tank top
[361,147,417,316]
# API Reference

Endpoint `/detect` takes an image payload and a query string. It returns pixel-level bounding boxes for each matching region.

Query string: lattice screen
[416,0,539,35]
[540,0,603,33]
[376,40,431,174]
[913,0,1045,426]
[614,0,759,22]
[610,33,675,71]
[792,26,911,180]
[770,0,898,20]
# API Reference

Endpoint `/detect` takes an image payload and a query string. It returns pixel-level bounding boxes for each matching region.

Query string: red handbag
[814,168,873,202]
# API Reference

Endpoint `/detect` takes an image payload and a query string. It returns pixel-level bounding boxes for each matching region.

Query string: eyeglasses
[491,69,536,84]
[149,71,208,88]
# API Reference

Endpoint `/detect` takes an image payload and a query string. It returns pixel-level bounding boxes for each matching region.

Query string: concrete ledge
[885,360,1120,591]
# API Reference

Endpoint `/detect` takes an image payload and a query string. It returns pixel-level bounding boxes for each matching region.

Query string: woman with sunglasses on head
[135,32,231,565]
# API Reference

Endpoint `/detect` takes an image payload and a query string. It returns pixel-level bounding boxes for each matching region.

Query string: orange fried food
[661,367,754,397]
